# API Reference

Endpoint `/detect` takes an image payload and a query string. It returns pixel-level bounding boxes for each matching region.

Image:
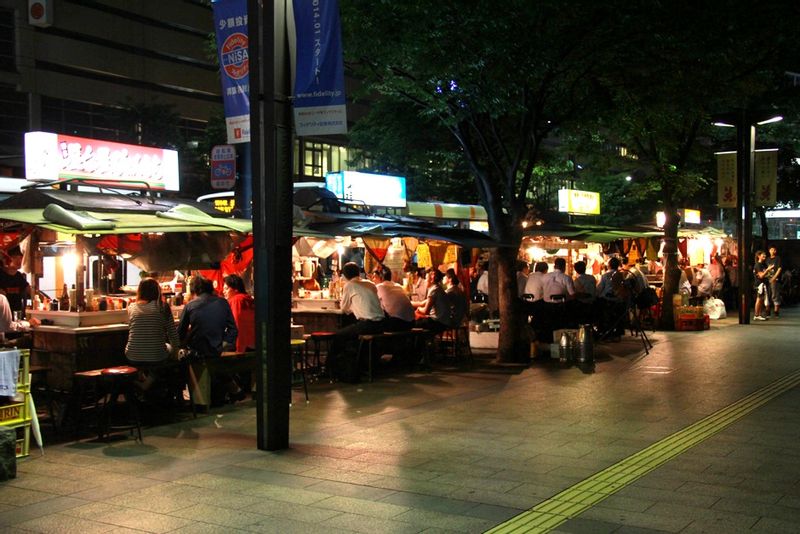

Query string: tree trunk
[659,209,681,330]
[493,246,530,364]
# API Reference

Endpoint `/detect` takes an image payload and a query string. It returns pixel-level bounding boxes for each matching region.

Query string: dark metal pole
[250,0,293,450]
[736,113,755,324]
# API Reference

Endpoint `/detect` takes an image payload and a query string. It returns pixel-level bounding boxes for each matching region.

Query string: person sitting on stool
[330,262,386,382]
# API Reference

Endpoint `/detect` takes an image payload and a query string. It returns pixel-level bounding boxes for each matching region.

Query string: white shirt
[476,271,489,295]
[340,278,384,321]
[541,269,575,303]
[523,272,546,300]
[694,268,714,296]
[573,274,597,302]
[376,281,414,322]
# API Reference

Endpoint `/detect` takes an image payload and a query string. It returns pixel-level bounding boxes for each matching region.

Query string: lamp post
[713,111,782,325]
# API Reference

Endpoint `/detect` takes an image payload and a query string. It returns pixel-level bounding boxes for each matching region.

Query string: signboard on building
[212,0,250,144]
[656,209,701,228]
[557,189,600,215]
[210,144,236,190]
[325,171,406,208]
[24,131,180,191]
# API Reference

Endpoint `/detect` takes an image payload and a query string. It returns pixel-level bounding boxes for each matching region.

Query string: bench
[187,352,256,409]
[358,329,433,382]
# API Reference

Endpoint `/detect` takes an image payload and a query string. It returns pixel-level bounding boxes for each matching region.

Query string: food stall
[0,187,254,390]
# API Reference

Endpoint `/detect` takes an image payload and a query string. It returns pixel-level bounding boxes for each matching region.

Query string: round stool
[71,369,104,440]
[99,366,142,442]
[309,332,336,381]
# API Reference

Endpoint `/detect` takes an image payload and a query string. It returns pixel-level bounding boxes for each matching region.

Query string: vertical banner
[716,152,737,208]
[754,149,778,207]
[213,0,250,144]
[291,0,348,136]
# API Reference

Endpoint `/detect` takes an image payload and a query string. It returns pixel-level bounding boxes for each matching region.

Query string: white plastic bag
[704,298,726,320]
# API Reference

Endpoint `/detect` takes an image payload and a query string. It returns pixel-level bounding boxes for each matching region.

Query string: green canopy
[0,206,253,235]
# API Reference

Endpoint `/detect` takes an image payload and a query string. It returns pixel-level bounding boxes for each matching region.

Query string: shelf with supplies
[0,348,32,458]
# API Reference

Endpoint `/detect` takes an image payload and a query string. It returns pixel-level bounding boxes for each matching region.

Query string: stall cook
[0,247,30,313]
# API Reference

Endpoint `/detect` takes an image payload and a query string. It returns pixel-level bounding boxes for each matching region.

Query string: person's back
[375,276,414,326]
[127,300,178,362]
[524,262,548,300]
[178,277,237,358]
[445,285,468,327]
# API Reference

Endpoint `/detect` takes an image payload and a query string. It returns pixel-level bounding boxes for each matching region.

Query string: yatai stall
[0,187,252,390]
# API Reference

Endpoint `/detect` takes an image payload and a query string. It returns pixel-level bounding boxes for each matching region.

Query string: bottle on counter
[98,297,108,311]
[59,283,70,312]
[69,284,77,312]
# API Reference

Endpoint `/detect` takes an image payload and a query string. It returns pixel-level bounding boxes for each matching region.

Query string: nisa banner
[213,0,250,144]
[291,0,348,136]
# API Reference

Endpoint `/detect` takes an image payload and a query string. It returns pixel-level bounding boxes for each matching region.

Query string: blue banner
[292,0,348,136]
[212,0,250,143]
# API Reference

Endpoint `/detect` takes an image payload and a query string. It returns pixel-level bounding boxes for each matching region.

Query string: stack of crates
[0,349,31,458]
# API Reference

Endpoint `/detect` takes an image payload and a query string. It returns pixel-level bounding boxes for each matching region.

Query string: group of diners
[125,273,254,404]
[518,256,656,341]
[330,261,468,382]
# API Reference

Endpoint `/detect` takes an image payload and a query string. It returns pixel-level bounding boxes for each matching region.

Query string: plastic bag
[703,298,727,320]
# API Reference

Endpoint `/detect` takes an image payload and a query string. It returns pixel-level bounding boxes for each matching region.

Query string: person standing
[753,250,771,321]
[766,246,783,318]
[0,247,30,314]
[223,274,255,352]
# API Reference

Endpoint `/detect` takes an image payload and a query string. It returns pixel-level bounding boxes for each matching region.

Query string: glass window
[0,9,14,73]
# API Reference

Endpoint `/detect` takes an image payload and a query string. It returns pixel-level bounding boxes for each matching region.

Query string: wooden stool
[99,366,142,442]
[290,339,308,403]
[70,369,104,440]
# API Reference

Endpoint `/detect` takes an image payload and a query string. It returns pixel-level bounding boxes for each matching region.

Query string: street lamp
[713,111,782,325]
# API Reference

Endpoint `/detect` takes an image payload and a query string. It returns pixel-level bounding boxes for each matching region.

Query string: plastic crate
[14,424,30,458]
[7,349,30,387]
[0,400,27,425]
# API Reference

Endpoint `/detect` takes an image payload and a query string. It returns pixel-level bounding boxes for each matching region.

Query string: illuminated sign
[212,198,236,214]
[558,189,600,215]
[325,171,406,208]
[24,131,180,191]
[656,209,701,228]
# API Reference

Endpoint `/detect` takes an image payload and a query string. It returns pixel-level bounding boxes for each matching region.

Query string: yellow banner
[754,150,778,207]
[716,152,737,208]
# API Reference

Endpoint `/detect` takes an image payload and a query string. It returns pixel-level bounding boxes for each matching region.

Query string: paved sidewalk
[1,309,799,533]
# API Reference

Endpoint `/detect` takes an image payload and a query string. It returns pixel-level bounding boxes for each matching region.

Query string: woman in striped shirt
[126,278,179,364]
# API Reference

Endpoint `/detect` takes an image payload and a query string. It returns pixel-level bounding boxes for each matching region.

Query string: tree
[585,1,798,328]
[341,0,632,362]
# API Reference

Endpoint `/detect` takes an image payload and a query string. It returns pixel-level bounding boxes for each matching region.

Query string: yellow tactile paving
[488,368,800,534]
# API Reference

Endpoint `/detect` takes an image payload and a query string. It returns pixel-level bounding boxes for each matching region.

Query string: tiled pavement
[2,309,800,533]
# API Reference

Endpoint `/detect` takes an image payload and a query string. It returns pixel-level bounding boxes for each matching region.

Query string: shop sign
[325,171,406,208]
[24,131,179,191]
[213,198,236,214]
[558,189,600,215]
[210,144,236,190]
[656,208,701,228]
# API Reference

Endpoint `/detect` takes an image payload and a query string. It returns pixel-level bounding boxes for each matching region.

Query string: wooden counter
[292,308,344,333]
[31,323,129,390]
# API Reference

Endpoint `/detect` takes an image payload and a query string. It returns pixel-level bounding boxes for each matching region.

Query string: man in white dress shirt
[372,267,414,331]
[541,258,575,303]
[331,262,386,382]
